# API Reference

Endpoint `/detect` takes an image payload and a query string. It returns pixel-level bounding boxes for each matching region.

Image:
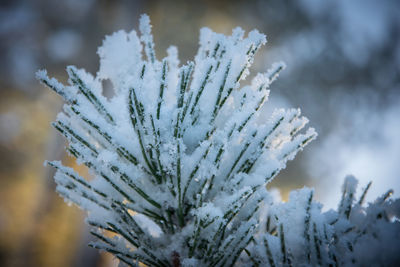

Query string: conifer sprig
[37,14,399,267]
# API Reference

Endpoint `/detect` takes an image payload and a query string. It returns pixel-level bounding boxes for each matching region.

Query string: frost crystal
[38,14,399,267]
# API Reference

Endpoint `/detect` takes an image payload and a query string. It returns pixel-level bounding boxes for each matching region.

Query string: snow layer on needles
[38,13,388,267]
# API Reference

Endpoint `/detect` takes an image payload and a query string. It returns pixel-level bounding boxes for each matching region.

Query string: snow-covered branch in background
[243,176,400,266]
[37,14,399,266]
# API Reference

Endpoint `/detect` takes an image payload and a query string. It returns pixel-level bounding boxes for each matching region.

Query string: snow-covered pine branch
[37,14,315,266]
[243,176,400,266]
[38,14,399,267]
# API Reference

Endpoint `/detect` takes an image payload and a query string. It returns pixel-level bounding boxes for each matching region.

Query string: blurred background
[0,0,399,266]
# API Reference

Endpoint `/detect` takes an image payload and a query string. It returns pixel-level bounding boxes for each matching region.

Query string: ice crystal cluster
[37,15,400,266]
